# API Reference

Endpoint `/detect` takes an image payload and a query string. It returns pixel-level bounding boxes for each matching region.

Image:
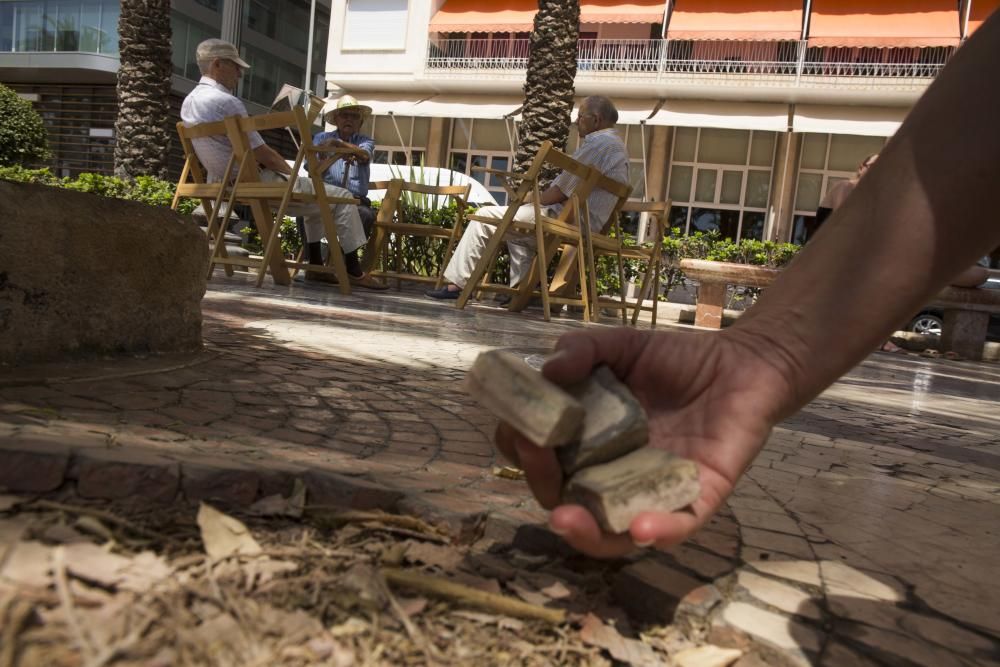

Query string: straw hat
[323,95,372,124]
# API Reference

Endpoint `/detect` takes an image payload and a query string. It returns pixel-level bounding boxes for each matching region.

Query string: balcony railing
[426,38,954,82]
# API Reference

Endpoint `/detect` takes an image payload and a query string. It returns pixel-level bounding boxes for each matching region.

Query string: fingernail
[633,539,655,548]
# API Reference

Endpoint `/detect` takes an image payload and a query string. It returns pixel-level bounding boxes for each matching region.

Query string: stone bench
[929,286,1000,360]
[680,258,1000,361]
[679,259,780,328]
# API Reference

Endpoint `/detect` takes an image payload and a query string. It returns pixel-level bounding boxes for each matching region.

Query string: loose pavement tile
[714,601,821,659]
[734,569,823,621]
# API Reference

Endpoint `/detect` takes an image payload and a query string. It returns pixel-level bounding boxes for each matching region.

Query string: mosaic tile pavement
[1,274,997,665]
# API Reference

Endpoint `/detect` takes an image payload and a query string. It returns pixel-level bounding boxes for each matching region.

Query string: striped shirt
[552,128,629,231]
[313,129,375,199]
[180,76,264,183]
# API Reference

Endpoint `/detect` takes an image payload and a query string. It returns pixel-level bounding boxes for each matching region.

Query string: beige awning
[646,100,789,131]
[792,105,907,136]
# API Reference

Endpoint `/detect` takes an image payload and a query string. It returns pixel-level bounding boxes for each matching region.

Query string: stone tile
[0,436,70,492]
[612,558,705,624]
[180,459,260,506]
[73,449,180,503]
[715,601,821,656]
[734,569,823,621]
[302,470,403,512]
[748,560,822,588]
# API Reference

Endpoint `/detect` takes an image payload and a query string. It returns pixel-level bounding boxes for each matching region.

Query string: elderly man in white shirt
[180,38,386,290]
[425,95,629,301]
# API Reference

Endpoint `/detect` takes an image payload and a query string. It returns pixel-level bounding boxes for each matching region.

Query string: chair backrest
[621,199,672,243]
[585,167,633,236]
[378,179,472,227]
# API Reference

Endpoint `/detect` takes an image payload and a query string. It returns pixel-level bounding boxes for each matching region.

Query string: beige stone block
[557,365,648,475]
[563,448,699,534]
[464,350,584,448]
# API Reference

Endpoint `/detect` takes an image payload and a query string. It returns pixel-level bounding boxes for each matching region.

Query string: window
[0,4,12,51]
[666,127,776,241]
[791,133,886,244]
[343,0,408,51]
[246,0,277,38]
[170,11,216,80]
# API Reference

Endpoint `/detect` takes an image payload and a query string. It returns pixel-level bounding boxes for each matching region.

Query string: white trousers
[443,204,552,288]
[260,171,366,254]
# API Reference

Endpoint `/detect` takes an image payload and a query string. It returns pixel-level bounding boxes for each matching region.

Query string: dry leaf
[74,516,114,543]
[403,541,464,571]
[118,551,173,592]
[197,503,262,561]
[329,617,369,638]
[397,595,428,617]
[508,578,551,607]
[672,645,743,667]
[0,516,32,566]
[579,613,666,667]
[249,479,306,518]
[62,542,133,587]
[1,540,52,588]
[540,580,573,600]
[451,610,528,632]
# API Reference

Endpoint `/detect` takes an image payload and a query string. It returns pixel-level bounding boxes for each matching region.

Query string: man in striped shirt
[426,95,629,300]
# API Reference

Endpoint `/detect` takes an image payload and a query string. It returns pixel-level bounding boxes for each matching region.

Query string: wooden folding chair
[591,199,672,326]
[231,105,360,292]
[501,161,632,323]
[173,118,266,280]
[173,101,359,292]
[456,141,619,322]
[361,179,472,289]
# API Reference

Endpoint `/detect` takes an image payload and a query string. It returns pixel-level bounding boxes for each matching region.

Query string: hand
[495,327,796,558]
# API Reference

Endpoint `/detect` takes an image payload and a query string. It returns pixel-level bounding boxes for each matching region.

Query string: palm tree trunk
[514,0,580,183]
[114,0,173,180]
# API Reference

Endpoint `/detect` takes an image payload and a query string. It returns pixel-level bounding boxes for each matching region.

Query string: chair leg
[456,216,517,310]
[576,236,591,324]
[616,248,627,326]
[532,189,551,322]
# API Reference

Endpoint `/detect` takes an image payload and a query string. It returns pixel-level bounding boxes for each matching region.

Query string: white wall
[326,0,435,87]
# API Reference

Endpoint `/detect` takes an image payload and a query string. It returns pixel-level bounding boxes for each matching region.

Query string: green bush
[596,226,800,301]
[0,166,198,215]
[0,84,50,167]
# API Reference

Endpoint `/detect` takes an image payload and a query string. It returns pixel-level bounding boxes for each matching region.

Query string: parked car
[906,275,1000,341]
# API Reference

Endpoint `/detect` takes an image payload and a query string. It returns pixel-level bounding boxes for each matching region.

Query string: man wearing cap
[180,38,387,290]
[313,96,377,240]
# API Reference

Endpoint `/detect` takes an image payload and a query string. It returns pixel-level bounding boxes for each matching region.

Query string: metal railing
[426,38,954,82]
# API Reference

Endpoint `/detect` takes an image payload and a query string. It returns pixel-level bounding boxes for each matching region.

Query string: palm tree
[114,0,172,180]
[513,0,580,182]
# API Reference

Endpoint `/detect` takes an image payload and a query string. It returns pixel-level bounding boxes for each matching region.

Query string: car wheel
[909,313,943,336]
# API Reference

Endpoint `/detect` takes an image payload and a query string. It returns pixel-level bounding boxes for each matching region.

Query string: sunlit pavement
[1,272,997,665]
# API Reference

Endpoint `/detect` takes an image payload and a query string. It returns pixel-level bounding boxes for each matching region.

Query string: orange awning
[428,0,666,33]
[666,0,804,40]
[808,0,960,47]
[580,0,667,25]
[967,0,1000,37]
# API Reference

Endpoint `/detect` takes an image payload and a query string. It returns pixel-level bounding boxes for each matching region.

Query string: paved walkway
[1,274,998,665]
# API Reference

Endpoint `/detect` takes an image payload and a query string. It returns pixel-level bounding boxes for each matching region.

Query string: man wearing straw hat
[180,38,387,290]
[313,95,377,242]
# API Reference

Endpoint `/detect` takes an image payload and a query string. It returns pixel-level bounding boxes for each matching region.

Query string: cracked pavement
[1,274,998,665]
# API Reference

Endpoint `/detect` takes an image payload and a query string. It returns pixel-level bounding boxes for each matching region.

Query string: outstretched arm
[497,15,1000,558]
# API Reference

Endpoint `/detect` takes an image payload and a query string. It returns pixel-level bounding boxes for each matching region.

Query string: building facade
[0,0,330,177]
[324,0,998,243]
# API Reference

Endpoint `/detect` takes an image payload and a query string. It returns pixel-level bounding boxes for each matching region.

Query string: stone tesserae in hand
[465,350,699,534]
